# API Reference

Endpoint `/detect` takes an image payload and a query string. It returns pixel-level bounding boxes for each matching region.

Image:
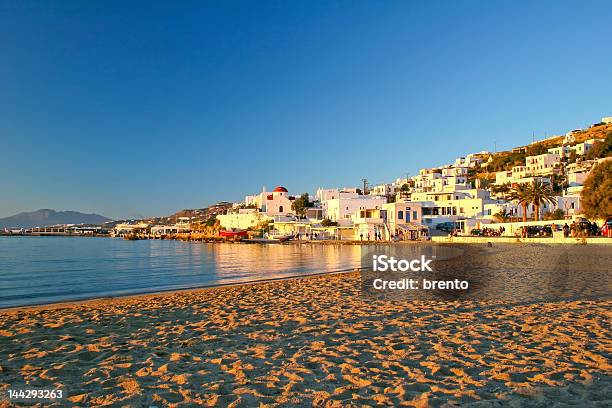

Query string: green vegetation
[493,210,511,223]
[543,209,565,220]
[581,160,612,220]
[525,143,548,156]
[508,181,556,222]
[585,131,612,160]
[529,179,556,221]
[205,216,217,227]
[486,151,526,172]
[490,183,511,196]
[321,218,338,227]
[291,193,312,218]
[480,124,612,175]
[509,183,532,222]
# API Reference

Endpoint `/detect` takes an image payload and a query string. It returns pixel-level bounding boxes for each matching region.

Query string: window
[279,206,283,212]
[397,211,403,219]
[413,211,417,220]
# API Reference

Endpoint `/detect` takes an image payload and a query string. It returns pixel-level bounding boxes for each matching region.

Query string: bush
[543,209,565,220]
[581,161,612,219]
[321,218,338,227]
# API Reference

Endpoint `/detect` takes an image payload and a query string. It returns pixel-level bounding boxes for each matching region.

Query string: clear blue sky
[1,1,611,219]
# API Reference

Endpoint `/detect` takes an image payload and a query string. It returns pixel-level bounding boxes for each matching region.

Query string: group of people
[562,221,602,238]
[469,227,505,237]
[296,232,322,240]
[360,231,384,241]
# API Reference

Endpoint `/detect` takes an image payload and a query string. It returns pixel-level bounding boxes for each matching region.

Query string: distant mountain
[0,209,113,228]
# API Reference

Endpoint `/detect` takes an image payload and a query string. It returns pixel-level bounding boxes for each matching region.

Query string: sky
[1,0,611,220]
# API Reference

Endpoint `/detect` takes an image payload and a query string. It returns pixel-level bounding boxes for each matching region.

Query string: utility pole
[362,178,368,195]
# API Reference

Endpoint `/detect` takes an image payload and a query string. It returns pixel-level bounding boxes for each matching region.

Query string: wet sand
[0,272,610,407]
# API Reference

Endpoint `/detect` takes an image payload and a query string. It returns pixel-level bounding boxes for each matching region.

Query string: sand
[0,272,610,407]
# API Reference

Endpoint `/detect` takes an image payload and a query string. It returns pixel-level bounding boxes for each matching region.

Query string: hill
[0,209,113,228]
[140,202,234,225]
[478,122,612,177]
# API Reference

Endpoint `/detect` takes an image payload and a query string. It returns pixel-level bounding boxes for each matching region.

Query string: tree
[205,216,217,227]
[526,143,548,156]
[543,209,565,220]
[529,180,556,221]
[509,183,532,222]
[291,193,311,218]
[581,160,612,220]
[493,210,511,223]
[585,132,612,160]
[491,183,511,196]
[550,173,566,194]
[321,218,338,227]
[477,177,492,189]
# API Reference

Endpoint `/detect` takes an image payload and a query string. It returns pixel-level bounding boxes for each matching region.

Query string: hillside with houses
[113,117,611,241]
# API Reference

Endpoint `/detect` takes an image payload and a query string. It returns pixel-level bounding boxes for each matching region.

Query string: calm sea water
[0,237,610,308]
[0,237,362,308]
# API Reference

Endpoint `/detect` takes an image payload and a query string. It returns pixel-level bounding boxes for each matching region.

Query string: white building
[409,188,498,226]
[602,117,612,124]
[217,208,271,230]
[371,183,397,197]
[351,209,386,241]
[245,186,295,216]
[525,153,560,176]
[315,188,359,202]
[454,153,484,168]
[322,195,387,225]
[382,201,426,240]
[548,138,604,157]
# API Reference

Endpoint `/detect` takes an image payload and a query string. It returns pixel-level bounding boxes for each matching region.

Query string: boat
[267,231,295,241]
[242,232,295,243]
[219,229,249,238]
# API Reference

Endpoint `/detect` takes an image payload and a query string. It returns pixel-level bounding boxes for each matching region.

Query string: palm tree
[493,209,511,223]
[529,180,556,221]
[509,183,531,222]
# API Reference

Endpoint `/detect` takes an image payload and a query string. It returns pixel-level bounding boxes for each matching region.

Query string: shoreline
[3,233,612,245]
[0,269,362,313]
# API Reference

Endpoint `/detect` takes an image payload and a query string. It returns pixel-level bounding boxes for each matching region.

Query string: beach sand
[0,272,610,407]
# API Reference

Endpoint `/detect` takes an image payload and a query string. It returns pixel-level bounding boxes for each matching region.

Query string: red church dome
[273,186,288,192]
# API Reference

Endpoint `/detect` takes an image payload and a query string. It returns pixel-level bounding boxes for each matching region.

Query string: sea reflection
[0,238,363,308]
[1,237,610,308]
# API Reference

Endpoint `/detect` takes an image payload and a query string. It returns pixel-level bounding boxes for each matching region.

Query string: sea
[0,237,362,308]
[0,236,610,308]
